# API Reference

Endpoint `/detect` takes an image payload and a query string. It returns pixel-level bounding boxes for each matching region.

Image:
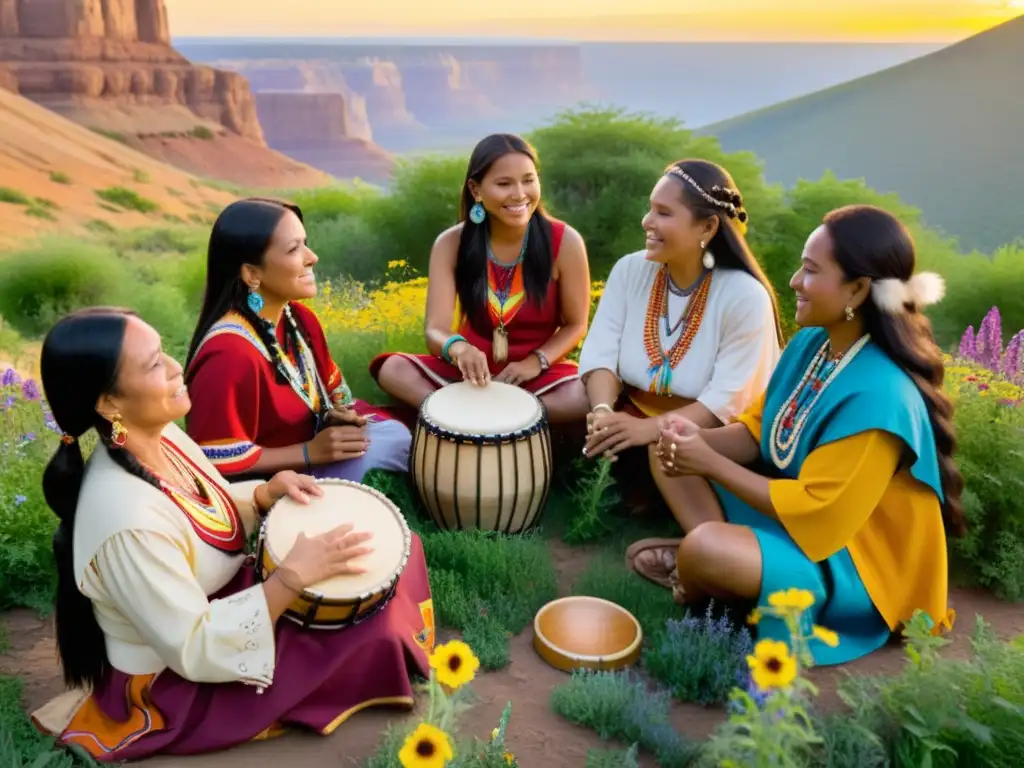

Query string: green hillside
[699,16,1024,252]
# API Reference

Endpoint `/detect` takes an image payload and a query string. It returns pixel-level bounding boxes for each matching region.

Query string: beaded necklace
[768,334,871,470]
[263,305,332,417]
[643,266,712,395]
[486,229,529,362]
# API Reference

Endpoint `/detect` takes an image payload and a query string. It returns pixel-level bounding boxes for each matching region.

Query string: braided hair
[664,159,783,346]
[40,307,166,689]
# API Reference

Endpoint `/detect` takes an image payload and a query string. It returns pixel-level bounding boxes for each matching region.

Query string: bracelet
[441,334,468,364]
[592,403,614,414]
[533,349,550,371]
[302,442,312,473]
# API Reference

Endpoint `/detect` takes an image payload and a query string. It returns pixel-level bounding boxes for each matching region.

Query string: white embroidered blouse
[578,251,781,423]
[72,422,275,688]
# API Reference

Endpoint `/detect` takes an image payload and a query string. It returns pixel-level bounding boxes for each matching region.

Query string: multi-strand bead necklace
[768,334,871,469]
[643,266,712,395]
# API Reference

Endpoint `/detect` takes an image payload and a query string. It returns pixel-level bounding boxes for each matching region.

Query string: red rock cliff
[0,0,263,143]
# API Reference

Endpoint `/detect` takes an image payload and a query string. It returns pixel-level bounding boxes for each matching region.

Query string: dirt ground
[3,539,1023,767]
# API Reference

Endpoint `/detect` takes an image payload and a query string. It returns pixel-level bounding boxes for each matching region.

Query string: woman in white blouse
[32,308,436,762]
[579,159,783,534]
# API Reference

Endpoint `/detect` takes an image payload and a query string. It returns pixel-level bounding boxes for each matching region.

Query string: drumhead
[423,380,542,434]
[264,480,410,598]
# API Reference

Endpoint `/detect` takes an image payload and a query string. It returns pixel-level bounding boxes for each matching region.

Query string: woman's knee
[377,355,412,389]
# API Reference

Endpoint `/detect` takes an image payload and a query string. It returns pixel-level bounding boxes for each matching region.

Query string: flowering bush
[642,601,753,707]
[365,639,518,768]
[698,588,839,767]
[0,368,69,611]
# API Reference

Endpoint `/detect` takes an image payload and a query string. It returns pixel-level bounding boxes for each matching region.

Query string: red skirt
[45,536,435,762]
[368,352,579,398]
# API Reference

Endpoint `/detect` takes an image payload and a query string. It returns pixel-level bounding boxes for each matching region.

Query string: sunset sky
[167,0,1024,42]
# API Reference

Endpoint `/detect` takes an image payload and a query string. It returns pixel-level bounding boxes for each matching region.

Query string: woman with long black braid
[184,198,411,482]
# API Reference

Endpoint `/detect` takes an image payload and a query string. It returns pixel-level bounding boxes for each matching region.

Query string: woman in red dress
[184,198,411,483]
[369,133,592,425]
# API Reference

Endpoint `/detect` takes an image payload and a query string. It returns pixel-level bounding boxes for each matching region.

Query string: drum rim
[532,596,644,665]
[417,385,548,443]
[262,478,412,601]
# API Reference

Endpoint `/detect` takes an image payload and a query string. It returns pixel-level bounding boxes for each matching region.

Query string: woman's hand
[449,341,490,387]
[494,356,542,387]
[657,429,718,477]
[324,406,367,427]
[307,425,369,464]
[584,411,660,459]
[276,523,375,589]
[264,471,324,507]
[658,412,701,439]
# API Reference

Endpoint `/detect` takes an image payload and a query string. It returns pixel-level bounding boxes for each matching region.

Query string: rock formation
[0,0,264,142]
[253,91,394,183]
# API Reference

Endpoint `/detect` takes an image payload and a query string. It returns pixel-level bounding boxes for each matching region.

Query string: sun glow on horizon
[166,1,1022,42]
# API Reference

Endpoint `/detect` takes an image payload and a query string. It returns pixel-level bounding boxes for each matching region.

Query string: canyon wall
[185,43,590,153]
[0,0,261,141]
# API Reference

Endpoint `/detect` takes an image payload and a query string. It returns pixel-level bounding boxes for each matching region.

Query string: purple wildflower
[1,367,20,387]
[2,395,14,410]
[977,307,1004,372]
[978,382,990,392]
[21,379,40,401]
[21,432,36,442]
[14,495,26,506]
[958,326,977,361]
[1004,331,1022,381]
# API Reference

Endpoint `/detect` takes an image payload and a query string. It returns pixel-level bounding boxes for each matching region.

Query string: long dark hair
[40,307,165,689]
[824,204,965,537]
[185,198,311,381]
[456,133,554,338]
[665,159,784,346]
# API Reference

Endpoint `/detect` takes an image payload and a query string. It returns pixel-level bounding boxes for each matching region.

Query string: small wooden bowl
[533,596,643,673]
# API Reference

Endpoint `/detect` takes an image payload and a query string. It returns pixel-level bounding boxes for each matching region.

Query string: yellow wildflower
[746,608,761,625]
[505,751,515,765]
[811,625,839,648]
[491,728,499,741]
[398,723,453,768]
[767,588,815,612]
[747,639,798,691]
[429,639,480,690]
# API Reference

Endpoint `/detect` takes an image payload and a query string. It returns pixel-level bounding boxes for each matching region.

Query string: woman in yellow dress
[630,205,962,664]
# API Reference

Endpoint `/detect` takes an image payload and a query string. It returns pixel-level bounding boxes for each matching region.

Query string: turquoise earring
[469,202,486,224]
[247,287,264,313]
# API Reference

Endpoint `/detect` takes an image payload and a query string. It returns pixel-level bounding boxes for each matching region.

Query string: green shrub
[422,529,556,670]
[0,675,98,767]
[0,187,29,205]
[838,615,1024,767]
[549,670,700,767]
[586,745,640,767]
[132,169,150,184]
[94,186,159,214]
[48,171,71,185]
[0,239,127,336]
[189,125,214,140]
[643,602,754,707]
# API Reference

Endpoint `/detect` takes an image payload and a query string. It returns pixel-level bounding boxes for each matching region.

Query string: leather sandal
[625,538,682,590]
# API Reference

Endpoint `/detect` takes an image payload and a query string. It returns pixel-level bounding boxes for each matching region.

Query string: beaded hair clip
[665,167,749,225]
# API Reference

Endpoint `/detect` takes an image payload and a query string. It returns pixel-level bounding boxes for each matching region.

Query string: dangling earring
[110,416,127,448]
[247,285,264,313]
[469,201,486,225]
[844,305,855,322]
[701,241,716,270]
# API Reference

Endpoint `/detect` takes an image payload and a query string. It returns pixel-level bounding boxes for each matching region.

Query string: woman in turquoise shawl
[627,205,965,665]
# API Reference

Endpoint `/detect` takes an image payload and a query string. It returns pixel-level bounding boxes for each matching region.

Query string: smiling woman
[369,133,593,427]
[182,198,413,484]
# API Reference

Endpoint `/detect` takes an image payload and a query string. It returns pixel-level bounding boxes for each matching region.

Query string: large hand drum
[256,479,411,629]
[411,381,553,533]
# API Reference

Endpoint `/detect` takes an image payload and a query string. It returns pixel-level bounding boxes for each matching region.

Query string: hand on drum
[494,356,541,387]
[656,427,715,477]
[583,411,660,460]
[450,341,490,387]
[266,471,324,505]
[278,523,376,589]
[307,424,370,463]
